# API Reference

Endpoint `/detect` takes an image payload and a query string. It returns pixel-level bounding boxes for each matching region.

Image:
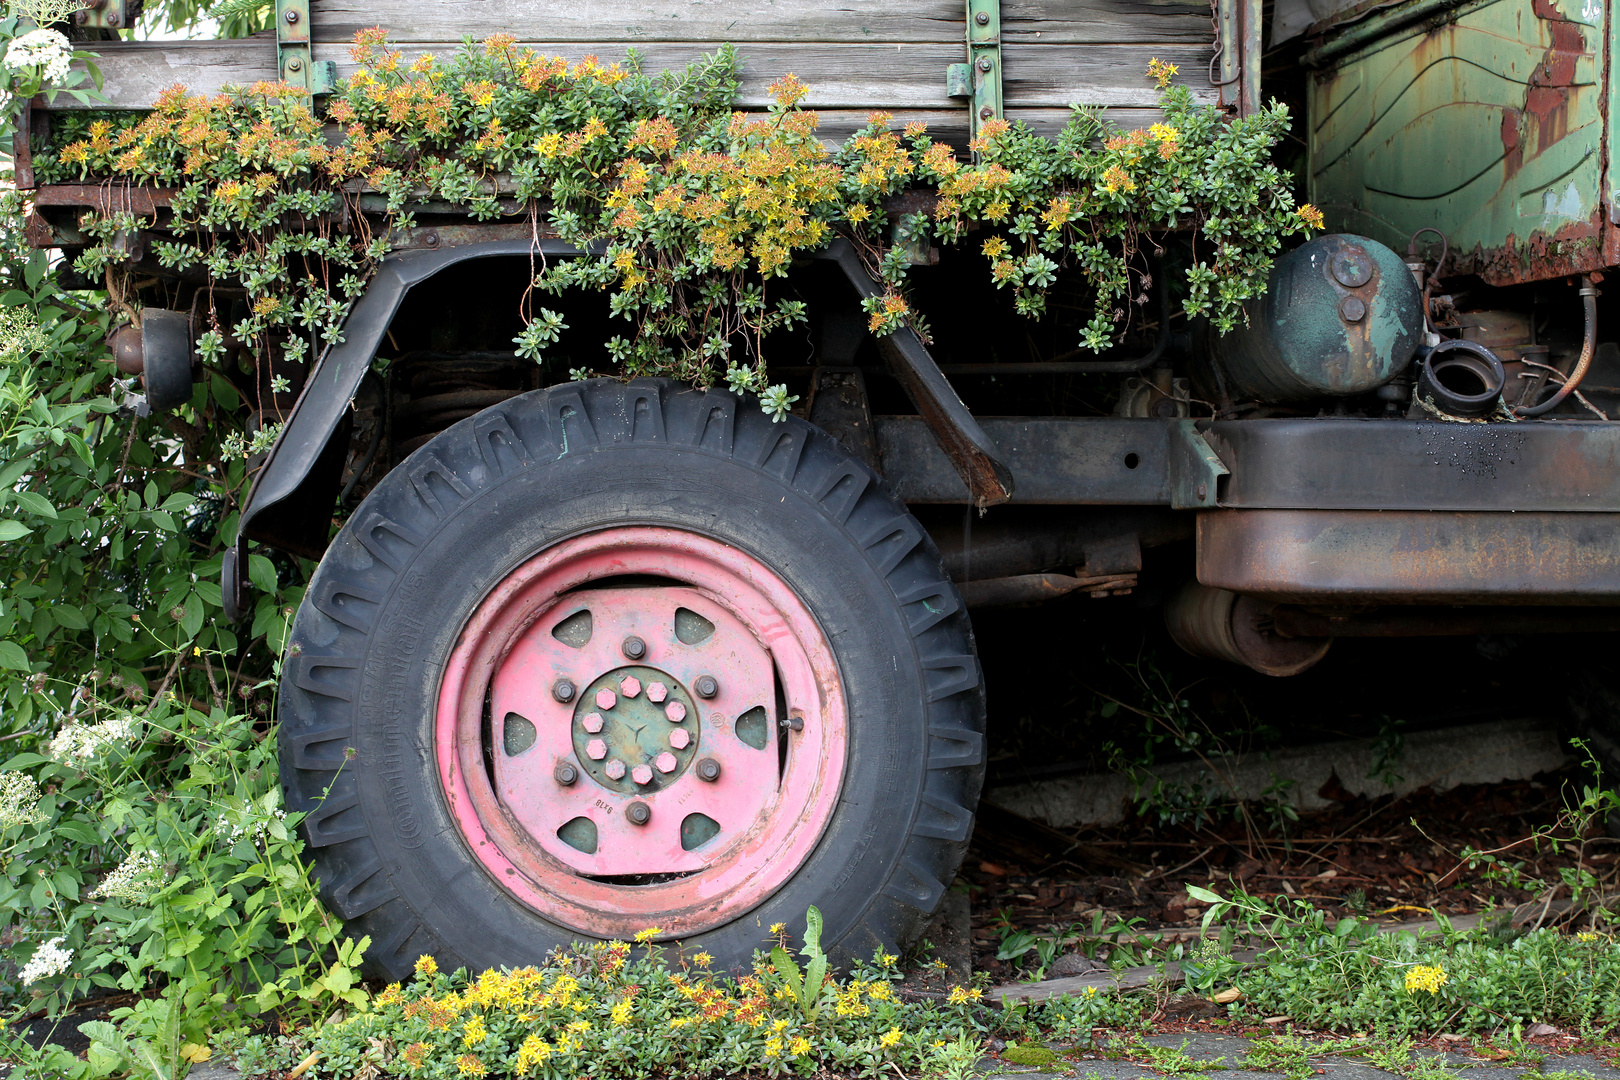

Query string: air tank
[1206,233,1423,402]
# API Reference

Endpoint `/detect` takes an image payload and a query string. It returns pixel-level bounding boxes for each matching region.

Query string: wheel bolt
[696,757,721,782]
[647,682,668,703]
[605,759,626,780]
[552,678,576,703]
[622,636,647,660]
[665,701,688,723]
[596,689,617,710]
[582,713,604,734]
[619,676,642,698]
[654,751,678,773]
[694,674,719,699]
[631,763,654,785]
[627,801,651,825]
[586,739,608,760]
[554,762,578,786]
[669,728,691,750]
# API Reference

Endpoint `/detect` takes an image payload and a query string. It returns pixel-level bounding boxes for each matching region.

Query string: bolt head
[585,738,608,761]
[631,763,654,785]
[975,10,990,23]
[605,758,626,780]
[665,700,688,723]
[979,106,994,120]
[582,712,604,734]
[669,728,691,750]
[977,56,993,71]
[554,762,578,786]
[596,689,618,710]
[621,635,647,660]
[1340,296,1367,322]
[626,801,651,825]
[1329,247,1373,289]
[654,751,678,773]
[696,757,722,782]
[552,678,577,703]
[1196,483,1208,501]
[619,676,642,698]
[287,58,303,71]
[284,7,299,21]
[646,681,668,703]
[694,674,718,699]
[106,10,120,24]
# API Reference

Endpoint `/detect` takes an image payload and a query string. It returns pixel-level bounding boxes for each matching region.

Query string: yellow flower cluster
[1404,964,1448,994]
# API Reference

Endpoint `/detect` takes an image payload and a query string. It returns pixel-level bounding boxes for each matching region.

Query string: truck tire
[278,378,985,978]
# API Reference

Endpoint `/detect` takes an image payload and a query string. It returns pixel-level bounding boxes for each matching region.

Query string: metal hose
[1513,274,1599,418]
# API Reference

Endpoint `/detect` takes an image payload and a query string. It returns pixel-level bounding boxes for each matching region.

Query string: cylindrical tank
[1207,233,1423,401]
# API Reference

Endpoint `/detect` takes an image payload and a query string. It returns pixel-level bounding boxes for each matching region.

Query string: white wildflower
[3,28,71,85]
[215,807,288,847]
[90,850,165,904]
[0,772,43,831]
[18,936,72,985]
[0,308,49,363]
[46,715,139,761]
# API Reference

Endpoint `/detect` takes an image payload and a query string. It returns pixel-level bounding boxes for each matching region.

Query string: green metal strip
[75,0,126,31]
[965,0,1002,143]
[1167,419,1229,510]
[276,0,336,95]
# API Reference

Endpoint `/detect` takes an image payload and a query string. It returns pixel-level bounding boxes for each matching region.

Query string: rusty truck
[16,0,1620,977]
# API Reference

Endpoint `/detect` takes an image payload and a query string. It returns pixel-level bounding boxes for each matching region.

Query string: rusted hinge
[946,0,1002,145]
[74,0,126,30]
[276,0,336,95]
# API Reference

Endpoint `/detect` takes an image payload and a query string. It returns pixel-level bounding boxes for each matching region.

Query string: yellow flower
[634,926,663,943]
[1404,964,1447,994]
[985,199,1010,222]
[880,1027,903,1049]
[770,923,787,935]
[981,236,1007,259]
[1147,57,1179,89]
[846,203,872,224]
[947,985,982,1004]
[415,954,438,978]
[611,1000,634,1025]
[515,1035,551,1069]
[567,1019,591,1033]
[462,1015,486,1047]
[764,1037,783,1058]
[1296,203,1326,230]
[1148,122,1180,143]
[455,1055,486,1077]
[791,1036,812,1056]
[535,132,563,158]
[693,951,713,967]
[1578,932,1600,942]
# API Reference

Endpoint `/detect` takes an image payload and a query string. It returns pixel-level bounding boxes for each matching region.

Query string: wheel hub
[570,665,701,793]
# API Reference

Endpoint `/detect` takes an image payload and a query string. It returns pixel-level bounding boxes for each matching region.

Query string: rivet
[106,10,120,24]
[552,678,576,703]
[696,757,722,782]
[621,636,647,660]
[1340,296,1367,322]
[694,674,718,699]
[631,763,654,785]
[627,801,651,825]
[605,759,626,780]
[979,106,994,120]
[554,762,578,786]
[1196,483,1208,501]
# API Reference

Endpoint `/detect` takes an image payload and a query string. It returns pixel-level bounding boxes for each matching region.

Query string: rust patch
[1458,213,1609,286]
[1499,106,1523,179]
[1525,0,1585,155]
[32,183,176,216]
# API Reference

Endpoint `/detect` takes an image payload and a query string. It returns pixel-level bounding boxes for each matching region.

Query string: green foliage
[769,905,832,1023]
[1001,1041,1058,1066]
[1240,1034,1314,1080]
[34,32,1313,422]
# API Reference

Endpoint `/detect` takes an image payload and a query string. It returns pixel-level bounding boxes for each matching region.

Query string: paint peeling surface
[1308,0,1608,285]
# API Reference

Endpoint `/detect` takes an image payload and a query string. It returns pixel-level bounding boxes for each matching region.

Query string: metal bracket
[276,0,337,95]
[963,0,1002,145]
[74,0,126,30]
[1167,419,1229,509]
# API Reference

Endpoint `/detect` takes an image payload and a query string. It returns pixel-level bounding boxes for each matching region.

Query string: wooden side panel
[306,0,1213,46]
[60,38,1215,112]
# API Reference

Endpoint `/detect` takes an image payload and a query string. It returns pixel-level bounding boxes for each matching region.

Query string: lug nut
[694,674,719,699]
[586,739,608,760]
[646,682,668,703]
[626,801,651,825]
[582,712,604,734]
[554,762,578,786]
[622,636,646,660]
[665,701,688,723]
[605,759,626,780]
[631,763,654,785]
[552,678,577,703]
[696,757,722,782]
[619,676,642,698]
[596,689,617,710]
[669,728,691,750]
[1340,296,1367,322]
[654,751,678,773]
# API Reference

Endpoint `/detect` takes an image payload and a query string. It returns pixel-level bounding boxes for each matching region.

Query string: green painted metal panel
[1308,0,1608,285]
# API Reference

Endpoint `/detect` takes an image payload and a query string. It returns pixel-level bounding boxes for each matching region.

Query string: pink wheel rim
[435,527,848,939]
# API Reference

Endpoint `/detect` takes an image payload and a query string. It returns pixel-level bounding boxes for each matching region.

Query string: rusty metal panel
[1307,0,1609,285]
[1197,508,1620,601]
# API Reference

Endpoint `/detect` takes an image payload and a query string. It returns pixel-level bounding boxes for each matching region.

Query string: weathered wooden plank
[816,107,1170,147]
[308,0,1213,47]
[56,40,1213,111]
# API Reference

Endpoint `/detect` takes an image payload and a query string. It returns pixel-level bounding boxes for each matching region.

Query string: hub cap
[435,528,848,939]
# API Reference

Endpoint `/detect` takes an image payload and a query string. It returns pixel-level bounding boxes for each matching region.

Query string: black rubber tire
[278,378,986,979]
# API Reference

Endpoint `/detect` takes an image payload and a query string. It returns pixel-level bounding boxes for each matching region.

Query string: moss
[1004,1043,1059,1067]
